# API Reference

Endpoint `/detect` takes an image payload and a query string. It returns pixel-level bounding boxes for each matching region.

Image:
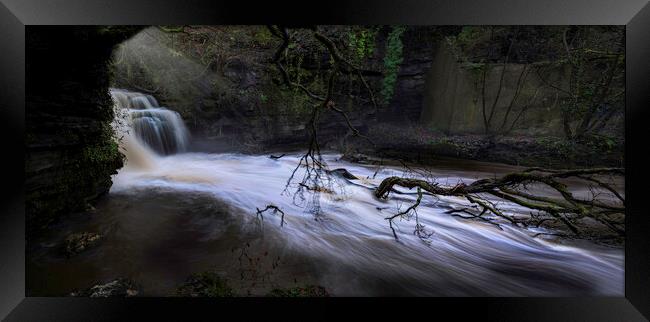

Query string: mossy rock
[63,232,102,257]
[267,285,330,297]
[177,271,234,297]
[70,278,139,297]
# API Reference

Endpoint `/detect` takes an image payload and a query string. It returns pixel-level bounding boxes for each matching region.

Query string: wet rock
[64,232,102,256]
[267,285,330,297]
[70,278,139,297]
[26,27,134,232]
[177,271,234,297]
[327,168,359,180]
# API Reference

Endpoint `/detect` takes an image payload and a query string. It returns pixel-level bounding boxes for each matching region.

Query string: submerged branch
[256,205,287,227]
[269,154,286,160]
[376,167,624,240]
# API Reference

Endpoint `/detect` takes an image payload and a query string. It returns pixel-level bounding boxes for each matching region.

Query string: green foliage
[287,52,306,84]
[429,137,473,156]
[82,125,122,165]
[83,140,120,164]
[456,26,483,45]
[273,47,326,115]
[259,82,313,116]
[381,26,407,104]
[534,136,574,155]
[445,26,487,63]
[348,27,377,64]
[578,134,621,153]
[252,27,274,47]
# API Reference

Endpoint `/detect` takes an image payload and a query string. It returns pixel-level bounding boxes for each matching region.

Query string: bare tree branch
[256,204,287,227]
[375,167,624,239]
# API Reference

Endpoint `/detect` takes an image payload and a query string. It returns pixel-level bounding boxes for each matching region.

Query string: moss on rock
[177,271,235,297]
[63,232,102,257]
[70,278,139,297]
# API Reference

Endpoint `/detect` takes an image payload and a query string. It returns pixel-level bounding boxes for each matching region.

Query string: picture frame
[1,0,648,320]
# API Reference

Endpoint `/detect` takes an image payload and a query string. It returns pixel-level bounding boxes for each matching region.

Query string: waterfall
[110,88,191,160]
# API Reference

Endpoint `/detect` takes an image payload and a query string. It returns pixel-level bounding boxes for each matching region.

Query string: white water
[106,90,624,296]
[111,88,190,155]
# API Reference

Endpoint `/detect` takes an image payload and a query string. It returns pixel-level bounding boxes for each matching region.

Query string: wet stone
[327,168,359,180]
[70,278,139,297]
[64,232,102,256]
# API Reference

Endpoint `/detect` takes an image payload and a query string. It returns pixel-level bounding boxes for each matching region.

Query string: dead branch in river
[375,167,625,240]
[256,204,287,227]
[260,26,625,242]
[267,25,378,213]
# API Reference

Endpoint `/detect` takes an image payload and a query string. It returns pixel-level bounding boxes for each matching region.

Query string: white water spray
[110,88,190,160]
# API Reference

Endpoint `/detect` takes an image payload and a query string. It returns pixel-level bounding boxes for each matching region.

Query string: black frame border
[1,0,649,320]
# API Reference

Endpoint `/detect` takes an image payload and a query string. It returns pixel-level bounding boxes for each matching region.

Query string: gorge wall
[420,43,571,136]
[25,26,141,231]
[378,26,445,123]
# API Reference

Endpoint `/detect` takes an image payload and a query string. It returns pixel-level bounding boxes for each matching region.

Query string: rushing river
[26,89,624,297]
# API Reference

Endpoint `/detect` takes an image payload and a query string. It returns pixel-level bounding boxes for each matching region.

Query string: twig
[256,205,286,227]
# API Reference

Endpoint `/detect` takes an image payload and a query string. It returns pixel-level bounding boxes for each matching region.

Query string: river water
[26,90,624,297]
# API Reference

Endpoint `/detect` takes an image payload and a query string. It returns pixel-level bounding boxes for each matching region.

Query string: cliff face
[420,43,572,136]
[419,26,624,139]
[25,26,141,231]
[378,27,443,124]
[110,26,445,151]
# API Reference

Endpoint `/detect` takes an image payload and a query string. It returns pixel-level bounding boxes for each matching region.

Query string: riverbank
[341,123,625,169]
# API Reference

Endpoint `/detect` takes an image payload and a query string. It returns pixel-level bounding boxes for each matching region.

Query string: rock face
[378,26,443,124]
[25,27,141,231]
[419,43,572,136]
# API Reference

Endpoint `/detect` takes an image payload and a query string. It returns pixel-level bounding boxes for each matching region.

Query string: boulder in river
[64,232,102,257]
[327,168,359,180]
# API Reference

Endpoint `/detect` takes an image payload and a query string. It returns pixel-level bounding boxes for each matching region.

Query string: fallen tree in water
[259,26,625,243]
[375,167,625,241]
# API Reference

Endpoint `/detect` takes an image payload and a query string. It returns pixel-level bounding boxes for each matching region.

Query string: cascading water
[27,89,623,296]
[110,88,190,156]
